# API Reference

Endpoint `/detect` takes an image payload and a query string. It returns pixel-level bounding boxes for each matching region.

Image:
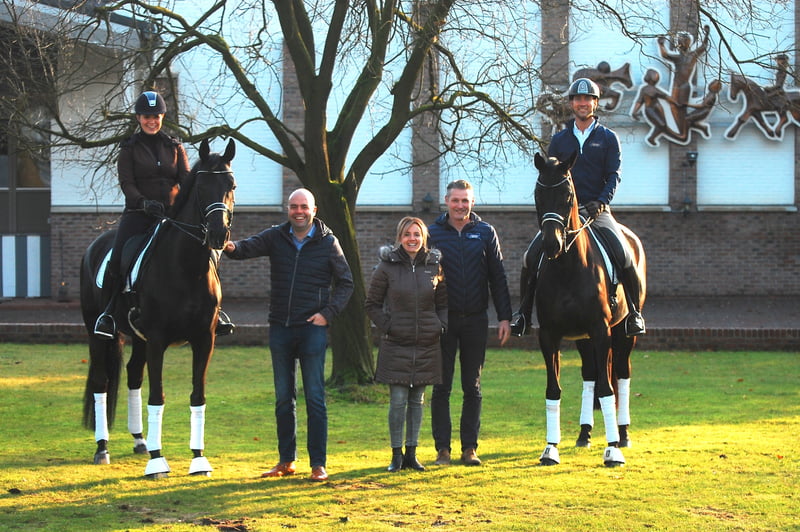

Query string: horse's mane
[170,163,198,217]
[169,152,225,217]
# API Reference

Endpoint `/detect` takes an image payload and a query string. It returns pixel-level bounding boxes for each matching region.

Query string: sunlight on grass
[0,345,796,531]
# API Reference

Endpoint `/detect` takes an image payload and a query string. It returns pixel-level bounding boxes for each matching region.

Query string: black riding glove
[142,199,165,217]
[585,200,606,219]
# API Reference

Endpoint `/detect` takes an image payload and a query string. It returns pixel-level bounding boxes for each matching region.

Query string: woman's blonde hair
[394,216,429,252]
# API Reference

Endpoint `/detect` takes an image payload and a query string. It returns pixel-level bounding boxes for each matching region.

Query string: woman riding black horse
[94,91,232,338]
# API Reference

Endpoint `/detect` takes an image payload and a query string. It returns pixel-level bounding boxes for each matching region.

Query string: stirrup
[625,311,646,337]
[93,314,116,339]
[509,312,528,337]
[216,309,235,336]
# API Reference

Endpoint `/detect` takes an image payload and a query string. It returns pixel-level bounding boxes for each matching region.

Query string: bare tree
[1,0,796,384]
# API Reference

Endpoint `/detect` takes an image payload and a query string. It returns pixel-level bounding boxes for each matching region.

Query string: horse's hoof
[538,444,560,466]
[93,450,110,465]
[133,439,148,455]
[144,457,170,478]
[618,438,632,448]
[575,438,591,448]
[603,446,625,467]
[188,456,213,476]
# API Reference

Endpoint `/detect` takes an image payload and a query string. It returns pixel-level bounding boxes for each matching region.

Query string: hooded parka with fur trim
[366,246,447,387]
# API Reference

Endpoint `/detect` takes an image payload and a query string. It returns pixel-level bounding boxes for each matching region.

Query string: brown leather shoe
[461,448,481,466]
[260,461,296,478]
[309,465,328,481]
[434,448,451,465]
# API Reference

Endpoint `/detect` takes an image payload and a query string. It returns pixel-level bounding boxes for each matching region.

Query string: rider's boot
[511,237,542,337]
[94,271,121,339]
[620,266,645,337]
[216,309,235,336]
[510,264,536,337]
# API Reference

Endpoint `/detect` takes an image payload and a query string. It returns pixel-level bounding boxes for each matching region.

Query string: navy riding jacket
[547,118,621,206]
[428,212,512,321]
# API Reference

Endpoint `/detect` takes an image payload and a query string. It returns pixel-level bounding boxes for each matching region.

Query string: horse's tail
[82,336,125,430]
[80,230,124,431]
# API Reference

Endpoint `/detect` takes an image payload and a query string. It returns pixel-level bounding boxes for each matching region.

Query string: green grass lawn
[0,343,797,531]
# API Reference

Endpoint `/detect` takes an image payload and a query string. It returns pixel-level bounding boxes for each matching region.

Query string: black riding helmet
[134,91,167,115]
[568,78,600,99]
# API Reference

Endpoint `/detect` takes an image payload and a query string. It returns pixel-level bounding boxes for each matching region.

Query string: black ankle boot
[387,447,404,472]
[402,446,425,471]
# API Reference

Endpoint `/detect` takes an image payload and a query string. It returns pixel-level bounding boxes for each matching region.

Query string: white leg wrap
[189,456,213,475]
[599,395,620,443]
[545,399,561,444]
[146,404,164,452]
[128,389,143,435]
[580,381,595,427]
[144,456,171,476]
[190,404,206,451]
[616,378,631,426]
[94,393,109,442]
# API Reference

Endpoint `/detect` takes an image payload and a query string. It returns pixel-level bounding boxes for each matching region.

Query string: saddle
[95,220,165,293]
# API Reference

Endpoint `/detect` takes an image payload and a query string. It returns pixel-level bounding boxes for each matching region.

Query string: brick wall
[50,207,800,304]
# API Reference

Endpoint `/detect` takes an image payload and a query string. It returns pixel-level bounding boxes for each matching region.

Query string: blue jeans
[431,312,488,453]
[269,323,328,468]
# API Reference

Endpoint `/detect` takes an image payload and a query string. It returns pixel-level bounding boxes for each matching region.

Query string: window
[0,120,51,234]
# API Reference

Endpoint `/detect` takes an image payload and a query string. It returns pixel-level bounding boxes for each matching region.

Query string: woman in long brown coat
[366,216,447,472]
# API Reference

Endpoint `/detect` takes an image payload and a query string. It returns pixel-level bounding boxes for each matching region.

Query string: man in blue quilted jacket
[223,188,353,482]
[427,180,512,466]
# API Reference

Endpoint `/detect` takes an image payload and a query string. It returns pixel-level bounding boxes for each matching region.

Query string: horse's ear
[534,152,546,171]
[222,138,236,163]
[200,138,210,161]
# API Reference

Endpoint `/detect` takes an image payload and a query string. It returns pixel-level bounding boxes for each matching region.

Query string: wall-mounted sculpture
[726,55,800,140]
[534,25,796,146]
[535,61,632,135]
[629,26,720,146]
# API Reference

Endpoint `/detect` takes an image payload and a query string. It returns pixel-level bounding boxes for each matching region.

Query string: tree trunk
[314,185,375,386]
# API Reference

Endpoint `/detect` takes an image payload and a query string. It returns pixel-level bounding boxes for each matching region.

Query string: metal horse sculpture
[531,151,646,467]
[80,138,236,478]
[726,72,800,140]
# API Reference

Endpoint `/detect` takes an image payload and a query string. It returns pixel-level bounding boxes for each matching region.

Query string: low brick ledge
[0,323,797,351]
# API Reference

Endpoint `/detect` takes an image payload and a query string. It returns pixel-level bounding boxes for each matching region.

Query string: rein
[536,176,594,252]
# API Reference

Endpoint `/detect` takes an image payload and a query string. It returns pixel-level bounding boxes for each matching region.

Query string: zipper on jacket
[285,247,301,327]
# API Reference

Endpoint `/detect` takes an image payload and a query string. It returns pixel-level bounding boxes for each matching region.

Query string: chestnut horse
[532,151,646,467]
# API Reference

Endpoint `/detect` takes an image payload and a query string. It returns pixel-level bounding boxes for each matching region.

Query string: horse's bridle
[169,169,235,246]
[536,175,593,253]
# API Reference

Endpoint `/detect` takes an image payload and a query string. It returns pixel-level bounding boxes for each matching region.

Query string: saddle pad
[126,221,164,292]
[94,221,164,290]
[586,225,617,285]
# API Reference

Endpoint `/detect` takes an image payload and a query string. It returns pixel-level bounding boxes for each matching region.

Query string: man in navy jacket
[428,180,512,466]
[224,188,353,482]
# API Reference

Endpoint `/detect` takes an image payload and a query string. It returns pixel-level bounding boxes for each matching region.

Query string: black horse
[80,138,236,478]
[531,151,645,467]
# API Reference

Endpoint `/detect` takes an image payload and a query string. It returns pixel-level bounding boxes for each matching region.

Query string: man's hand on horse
[585,200,606,219]
[142,199,165,217]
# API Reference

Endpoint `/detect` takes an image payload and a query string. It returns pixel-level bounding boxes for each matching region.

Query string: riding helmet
[568,78,600,99]
[134,91,167,115]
